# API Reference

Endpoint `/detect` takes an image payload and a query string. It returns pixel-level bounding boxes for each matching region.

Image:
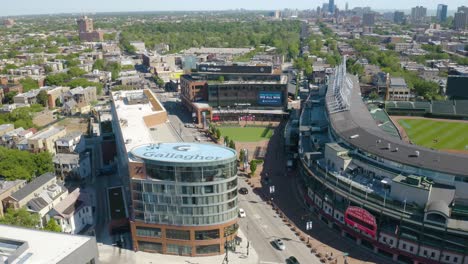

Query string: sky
[1,0,466,16]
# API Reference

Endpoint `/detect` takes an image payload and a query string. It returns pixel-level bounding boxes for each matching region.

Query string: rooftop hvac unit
[387,143,391,150]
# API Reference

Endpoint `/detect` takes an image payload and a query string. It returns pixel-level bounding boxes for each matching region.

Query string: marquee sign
[344,206,377,238]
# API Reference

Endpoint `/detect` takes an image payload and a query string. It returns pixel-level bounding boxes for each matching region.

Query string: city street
[237,178,321,264]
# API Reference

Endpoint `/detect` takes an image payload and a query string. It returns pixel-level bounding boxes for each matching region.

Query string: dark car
[287,256,300,264]
[261,177,271,185]
[238,187,248,195]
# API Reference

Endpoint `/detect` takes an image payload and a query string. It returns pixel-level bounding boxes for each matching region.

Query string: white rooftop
[112,90,178,152]
[0,224,93,264]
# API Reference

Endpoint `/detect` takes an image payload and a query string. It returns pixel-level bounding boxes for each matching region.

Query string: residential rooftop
[29,126,65,140]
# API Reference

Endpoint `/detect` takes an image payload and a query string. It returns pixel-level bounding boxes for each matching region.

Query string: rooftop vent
[387,143,391,150]
[415,150,420,157]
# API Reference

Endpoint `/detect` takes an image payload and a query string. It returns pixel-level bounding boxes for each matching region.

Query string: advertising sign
[344,206,377,238]
[258,92,283,106]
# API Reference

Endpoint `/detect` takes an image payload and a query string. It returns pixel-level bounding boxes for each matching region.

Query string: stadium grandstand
[298,58,468,264]
[386,100,468,117]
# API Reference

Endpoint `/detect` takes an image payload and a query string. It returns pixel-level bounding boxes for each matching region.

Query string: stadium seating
[432,101,455,115]
[455,101,468,116]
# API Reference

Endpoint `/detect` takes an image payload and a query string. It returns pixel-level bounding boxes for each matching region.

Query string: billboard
[198,64,272,74]
[344,206,377,238]
[258,91,283,106]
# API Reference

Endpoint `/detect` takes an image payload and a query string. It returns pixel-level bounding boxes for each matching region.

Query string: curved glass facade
[132,157,238,226]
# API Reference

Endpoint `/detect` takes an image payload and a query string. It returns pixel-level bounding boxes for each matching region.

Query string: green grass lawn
[218,126,274,142]
[398,119,468,151]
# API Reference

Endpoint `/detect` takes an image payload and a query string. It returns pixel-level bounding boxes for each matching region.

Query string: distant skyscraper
[77,16,94,33]
[77,16,103,42]
[436,4,448,22]
[458,6,468,13]
[453,11,467,30]
[363,12,376,26]
[345,2,349,11]
[411,6,427,23]
[329,0,335,14]
[394,11,405,24]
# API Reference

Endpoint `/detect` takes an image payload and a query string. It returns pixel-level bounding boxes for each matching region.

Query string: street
[238,178,321,264]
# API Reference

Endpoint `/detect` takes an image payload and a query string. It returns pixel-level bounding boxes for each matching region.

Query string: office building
[345,2,349,11]
[363,12,376,26]
[453,11,467,30]
[111,89,239,256]
[436,4,448,22]
[299,58,468,264]
[77,16,103,42]
[0,224,99,264]
[411,6,427,22]
[180,63,288,124]
[328,0,335,14]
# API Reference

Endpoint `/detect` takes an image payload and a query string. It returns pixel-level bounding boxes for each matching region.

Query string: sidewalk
[98,229,258,264]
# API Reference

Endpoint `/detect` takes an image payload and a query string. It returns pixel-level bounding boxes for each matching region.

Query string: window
[423,250,427,256]
[445,255,450,261]
[196,244,220,254]
[382,237,386,243]
[167,244,192,255]
[138,241,162,253]
[431,252,435,258]
[409,246,414,252]
[454,257,458,262]
[166,229,190,240]
[402,244,406,250]
[204,185,214,194]
[136,227,161,238]
[195,229,220,240]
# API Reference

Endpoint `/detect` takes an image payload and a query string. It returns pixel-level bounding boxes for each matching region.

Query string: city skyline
[1,0,467,16]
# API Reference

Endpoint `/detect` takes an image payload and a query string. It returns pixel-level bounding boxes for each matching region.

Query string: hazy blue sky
[2,0,465,16]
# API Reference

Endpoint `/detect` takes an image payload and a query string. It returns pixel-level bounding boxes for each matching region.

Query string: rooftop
[10,173,56,201]
[0,224,95,264]
[112,89,178,152]
[0,179,26,196]
[29,126,65,140]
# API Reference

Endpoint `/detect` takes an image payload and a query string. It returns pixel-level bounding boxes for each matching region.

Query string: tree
[44,219,61,232]
[229,140,236,150]
[45,73,68,86]
[36,90,48,107]
[369,91,379,100]
[3,91,17,104]
[249,161,258,176]
[215,128,221,139]
[239,149,245,162]
[19,77,39,92]
[0,146,53,181]
[92,59,105,70]
[224,136,230,145]
[55,97,62,107]
[0,208,40,228]
[67,67,86,78]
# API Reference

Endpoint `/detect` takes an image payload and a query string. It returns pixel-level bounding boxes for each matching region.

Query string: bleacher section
[386,100,468,117]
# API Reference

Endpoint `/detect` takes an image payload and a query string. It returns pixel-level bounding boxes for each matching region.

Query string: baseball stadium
[298,59,468,264]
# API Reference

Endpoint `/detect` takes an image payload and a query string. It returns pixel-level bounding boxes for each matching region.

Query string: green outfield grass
[398,119,468,151]
[218,126,274,142]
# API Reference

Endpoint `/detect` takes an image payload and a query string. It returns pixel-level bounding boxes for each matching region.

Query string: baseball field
[396,118,468,152]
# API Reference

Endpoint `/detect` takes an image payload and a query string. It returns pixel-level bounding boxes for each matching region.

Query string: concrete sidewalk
[98,229,259,264]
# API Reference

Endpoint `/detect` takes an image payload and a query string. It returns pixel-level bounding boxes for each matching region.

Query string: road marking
[259,261,284,264]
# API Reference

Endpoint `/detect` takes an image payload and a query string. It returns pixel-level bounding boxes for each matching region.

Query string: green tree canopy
[36,90,48,107]
[0,147,53,181]
[0,208,40,228]
[19,77,39,92]
[44,219,62,232]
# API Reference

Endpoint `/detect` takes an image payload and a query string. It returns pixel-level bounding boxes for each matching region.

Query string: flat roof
[0,224,93,264]
[327,73,468,177]
[112,89,178,152]
[131,143,236,163]
[29,126,65,140]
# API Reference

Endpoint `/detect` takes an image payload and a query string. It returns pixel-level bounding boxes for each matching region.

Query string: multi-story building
[437,4,448,22]
[453,12,467,30]
[299,59,468,264]
[111,89,239,256]
[411,6,427,23]
[328,0,335,14]
[180,63,288,124]
[77,16,103,42]
[3,19,14,28]
[53,152,91,181]
[363,13,376,26]
[0,179,26,217]
[27,126,67,154]
[0,224,99,264]
[55,131,82,153]
[48,188,93,235]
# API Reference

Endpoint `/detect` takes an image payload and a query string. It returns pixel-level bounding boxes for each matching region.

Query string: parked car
[238,187,248,195]
[238,208,246,218]
[273,238,286,250]
[287,256,300,264]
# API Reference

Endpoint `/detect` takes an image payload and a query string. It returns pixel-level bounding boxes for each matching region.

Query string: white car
[238,208,246,218]
[273,239,286,250]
